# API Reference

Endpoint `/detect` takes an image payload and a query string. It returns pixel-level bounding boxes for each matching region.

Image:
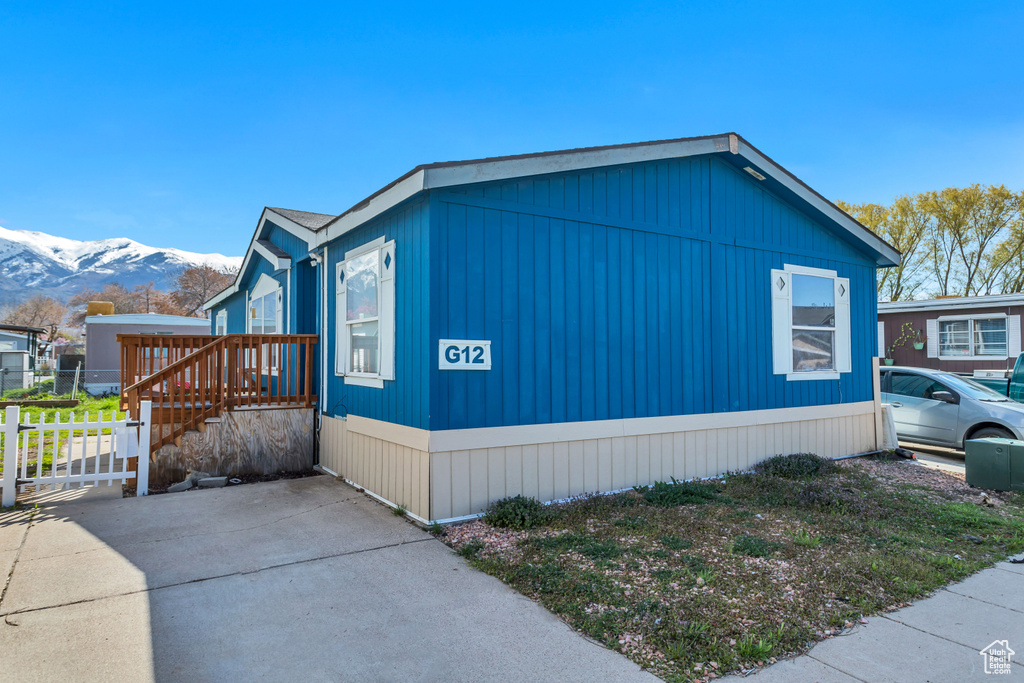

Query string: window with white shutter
[771,264,851,381]
[334,237,396,388]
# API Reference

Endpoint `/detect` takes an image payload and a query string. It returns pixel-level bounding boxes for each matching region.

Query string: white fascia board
[204,207,314,310]
[253,240,292,271]
[262,209,318,249]
[320,169,427,245]
[879,294,1024,314]
[423,137,726,189]
[734,139,901,268]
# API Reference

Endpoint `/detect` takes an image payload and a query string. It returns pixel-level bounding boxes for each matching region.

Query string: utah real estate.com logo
[980,640,1014,675]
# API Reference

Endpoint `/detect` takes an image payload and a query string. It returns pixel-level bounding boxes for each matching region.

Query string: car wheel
[968,427,1015,443]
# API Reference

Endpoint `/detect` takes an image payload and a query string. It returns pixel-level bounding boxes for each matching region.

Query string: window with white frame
[215,310,227,336]
[771,264,851,380]
[335,238,395,388]
[248,274,283,371]
[939,318,1007,357]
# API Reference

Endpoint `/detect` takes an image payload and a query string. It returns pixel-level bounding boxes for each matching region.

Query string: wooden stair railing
[118,334,220,408]
[123,334,319,456]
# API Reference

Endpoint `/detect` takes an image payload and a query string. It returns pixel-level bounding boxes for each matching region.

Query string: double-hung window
[936,317,1009,359]
[771,264,851,380]
[335,237,396,388]
[215,310,227,336]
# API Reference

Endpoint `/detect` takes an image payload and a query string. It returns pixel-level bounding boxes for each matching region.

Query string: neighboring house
[201,132,899,523]
[878,294,1023,373]
[86,313,211,395]
[0,323,44,394]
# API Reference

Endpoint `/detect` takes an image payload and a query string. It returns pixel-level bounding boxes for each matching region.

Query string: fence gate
[1,401,152,507]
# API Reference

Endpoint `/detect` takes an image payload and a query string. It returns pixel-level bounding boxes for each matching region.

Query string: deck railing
[122,334,318,454]
[118,334,219,401]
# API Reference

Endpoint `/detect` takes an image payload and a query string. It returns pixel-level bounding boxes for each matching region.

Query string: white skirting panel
[319,414,430,520]
[428,402,877,520]
[318,401,879,523]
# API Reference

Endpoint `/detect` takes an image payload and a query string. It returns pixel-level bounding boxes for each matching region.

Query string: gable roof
[266,207,336,231]
[314,132,899,267]
[205,133,901,310]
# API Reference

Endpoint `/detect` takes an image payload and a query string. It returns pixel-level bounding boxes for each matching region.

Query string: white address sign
[439,339,491,370]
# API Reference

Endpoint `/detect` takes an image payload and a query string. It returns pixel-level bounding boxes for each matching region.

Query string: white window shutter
[1009,315,1021,357]
[771,269,792,374]
[877,321,885,359]
[335,261,347,375]
[926,318,938,358]
[379,241,396,381]
[276,289,284,333]
[835,277,851,373]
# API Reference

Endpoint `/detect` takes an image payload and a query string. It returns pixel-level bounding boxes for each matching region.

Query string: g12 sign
[439,339,491,370]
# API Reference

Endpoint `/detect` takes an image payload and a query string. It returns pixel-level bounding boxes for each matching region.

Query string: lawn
[441,454,1024,683]
[0,395,125,477]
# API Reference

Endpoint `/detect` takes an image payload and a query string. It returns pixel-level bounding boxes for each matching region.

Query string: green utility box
[964,438,1024,491]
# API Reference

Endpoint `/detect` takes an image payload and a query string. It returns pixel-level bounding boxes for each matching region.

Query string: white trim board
[336,402,876,454]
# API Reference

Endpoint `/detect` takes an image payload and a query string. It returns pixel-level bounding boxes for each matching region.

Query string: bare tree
[1,295,69,340]
[67,283,143,327]
[171,264,236,317]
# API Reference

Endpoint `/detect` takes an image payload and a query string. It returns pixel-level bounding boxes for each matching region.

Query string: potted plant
[912,329,926,350]
[886,321,915,364]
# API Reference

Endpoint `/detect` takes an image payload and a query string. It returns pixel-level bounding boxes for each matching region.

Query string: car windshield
[933,373,1013,401]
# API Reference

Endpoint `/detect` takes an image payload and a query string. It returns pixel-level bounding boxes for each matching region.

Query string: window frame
[771,263,851,382]
[215,310,227,336]
[247,274,284,373]
[335,237,396,389]
[937,314,1008,361]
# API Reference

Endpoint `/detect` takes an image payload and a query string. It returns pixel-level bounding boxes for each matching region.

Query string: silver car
[880,366,1024,449]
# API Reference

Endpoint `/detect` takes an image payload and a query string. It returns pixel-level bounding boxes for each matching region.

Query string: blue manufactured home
[205,133,900,523]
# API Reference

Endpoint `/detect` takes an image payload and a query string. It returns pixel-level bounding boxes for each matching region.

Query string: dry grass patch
[441,456,1024,682]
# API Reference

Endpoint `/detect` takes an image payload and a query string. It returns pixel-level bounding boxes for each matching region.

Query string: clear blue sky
[1,1,1021,257]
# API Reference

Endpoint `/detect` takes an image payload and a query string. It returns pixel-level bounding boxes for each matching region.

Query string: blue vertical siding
[324,198,430,429]
[208,218,317,336]
[211,291,248,334]
[429,155,880,431]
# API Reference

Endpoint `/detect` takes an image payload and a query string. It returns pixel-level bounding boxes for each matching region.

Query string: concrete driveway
[0,476,656,682]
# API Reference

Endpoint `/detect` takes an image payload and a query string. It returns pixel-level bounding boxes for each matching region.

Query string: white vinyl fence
[1,401,152,506]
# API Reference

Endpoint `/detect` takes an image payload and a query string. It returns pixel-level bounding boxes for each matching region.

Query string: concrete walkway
[0,476,656,683]
[724,558,1024,682]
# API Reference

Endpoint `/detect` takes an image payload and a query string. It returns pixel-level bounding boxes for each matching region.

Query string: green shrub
[484,495,554,530]
[754,453,836,478]
[639,478,727,507]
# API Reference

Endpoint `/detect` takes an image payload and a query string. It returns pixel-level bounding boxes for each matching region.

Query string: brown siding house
[878,294,1024,373]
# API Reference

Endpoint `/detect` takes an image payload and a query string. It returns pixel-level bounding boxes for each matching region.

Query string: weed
[659,535,692,550]
[614,515,649,530]
[427,521,444,536]
[754,453,836,478]
[793,529,821,548]
[732,534,782,558]
[457,539,484,558]
[737,634,773,661]
[393,505,407,517]
[640,478,728,507]
[485,495,554,530]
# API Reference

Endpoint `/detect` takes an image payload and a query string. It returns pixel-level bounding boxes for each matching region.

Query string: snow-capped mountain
[0,225,242,305]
